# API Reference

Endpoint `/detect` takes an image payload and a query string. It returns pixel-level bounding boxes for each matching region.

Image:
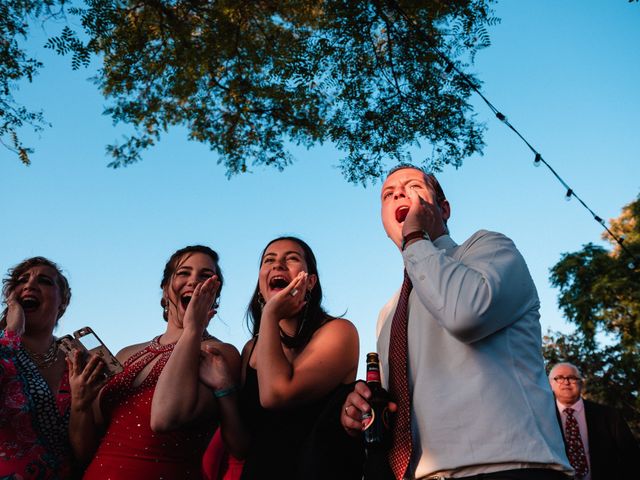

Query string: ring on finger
[344,405,350,415]
[290,288,299,297]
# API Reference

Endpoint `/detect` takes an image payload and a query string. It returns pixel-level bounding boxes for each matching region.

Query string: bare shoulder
[115,341,151,363]
[306,318,359,352]
[301,318,359,382]
[316,317,359,341]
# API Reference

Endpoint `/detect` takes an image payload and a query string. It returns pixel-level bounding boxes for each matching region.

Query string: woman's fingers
[70,349,84,376]
[342,386,372,435]
[7,291,17,306]
[191,276,219,306]
[280,272,307,301]
[86,357,106,385]
[5,292,25,334]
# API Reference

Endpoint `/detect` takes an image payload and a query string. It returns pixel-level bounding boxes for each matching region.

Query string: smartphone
[58,327,123,377]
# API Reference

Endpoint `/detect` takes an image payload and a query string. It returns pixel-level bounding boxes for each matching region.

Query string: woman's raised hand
[67,350,107,412]
[199,344,236,392]
[183,276,221,333]
[5,292,25,336]
[262,271,309,321]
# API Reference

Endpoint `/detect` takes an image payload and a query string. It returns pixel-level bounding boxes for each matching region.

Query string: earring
[257,292,266,310]
[163,299,169,317]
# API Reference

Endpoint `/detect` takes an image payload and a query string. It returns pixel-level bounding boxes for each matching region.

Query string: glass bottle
[361,352,391,448]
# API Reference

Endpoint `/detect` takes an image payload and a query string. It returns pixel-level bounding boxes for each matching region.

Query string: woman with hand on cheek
[0,257,73,479]
[200,237,359,480]
[70,245,240,479]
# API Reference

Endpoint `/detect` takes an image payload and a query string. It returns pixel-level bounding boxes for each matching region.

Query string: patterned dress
[0,330,72,480]
[82,337,215,479]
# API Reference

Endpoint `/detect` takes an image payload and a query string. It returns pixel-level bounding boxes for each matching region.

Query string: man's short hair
[386,163,446,203]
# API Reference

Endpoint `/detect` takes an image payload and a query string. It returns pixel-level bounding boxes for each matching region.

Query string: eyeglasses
[553,375,581,384]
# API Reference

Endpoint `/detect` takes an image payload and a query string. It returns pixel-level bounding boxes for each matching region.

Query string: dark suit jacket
[555,399,639,479]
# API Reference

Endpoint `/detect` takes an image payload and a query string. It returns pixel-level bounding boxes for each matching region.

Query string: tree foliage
[0,0,66,164]
[48,0,497,183]
[544,194,640,436]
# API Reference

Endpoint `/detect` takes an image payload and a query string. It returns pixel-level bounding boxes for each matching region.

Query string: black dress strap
[247,334,259,361]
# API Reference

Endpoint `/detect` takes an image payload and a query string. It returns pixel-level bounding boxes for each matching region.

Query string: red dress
[202,428,244,480]
[83,337,214,479]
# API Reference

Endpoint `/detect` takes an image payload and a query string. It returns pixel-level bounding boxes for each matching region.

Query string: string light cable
[388,2,638,269]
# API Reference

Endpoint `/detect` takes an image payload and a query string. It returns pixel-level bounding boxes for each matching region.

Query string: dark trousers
[446,468,572,480]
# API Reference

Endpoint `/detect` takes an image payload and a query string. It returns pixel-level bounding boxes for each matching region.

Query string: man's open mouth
[395,206,410,223]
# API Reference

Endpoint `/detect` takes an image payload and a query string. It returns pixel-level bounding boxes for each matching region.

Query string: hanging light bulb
[534,153,541,167]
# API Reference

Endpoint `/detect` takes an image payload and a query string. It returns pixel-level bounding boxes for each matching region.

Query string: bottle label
[366,370,381,383]
[362,406,389,430]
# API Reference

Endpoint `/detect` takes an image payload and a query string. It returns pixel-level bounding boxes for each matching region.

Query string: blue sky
[1,0,638,375]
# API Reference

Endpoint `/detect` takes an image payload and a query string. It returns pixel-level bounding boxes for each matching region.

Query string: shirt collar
[557,397,584,414]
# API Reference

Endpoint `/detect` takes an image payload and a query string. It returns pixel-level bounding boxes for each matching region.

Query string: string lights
[391,3,638,269]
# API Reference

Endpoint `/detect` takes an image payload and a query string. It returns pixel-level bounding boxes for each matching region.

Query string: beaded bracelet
[214,385,238,398]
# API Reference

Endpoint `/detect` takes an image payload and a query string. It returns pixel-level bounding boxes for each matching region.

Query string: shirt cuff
[402,237,440,266]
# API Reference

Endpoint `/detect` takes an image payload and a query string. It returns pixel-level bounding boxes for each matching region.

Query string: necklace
[23,337,59,369]
[150,330,214,350]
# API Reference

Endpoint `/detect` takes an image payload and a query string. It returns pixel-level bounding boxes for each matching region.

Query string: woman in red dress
[69,245,241,479]
[0,257,73,479]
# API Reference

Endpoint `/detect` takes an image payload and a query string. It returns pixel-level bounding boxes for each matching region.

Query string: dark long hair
[1,256,71,327]
[160,245,224,321]
[246,236,334,349]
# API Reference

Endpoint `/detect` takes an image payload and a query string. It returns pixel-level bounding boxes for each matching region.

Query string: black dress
[238,344,364,480]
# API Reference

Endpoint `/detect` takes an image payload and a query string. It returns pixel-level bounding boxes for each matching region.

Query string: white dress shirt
[376,231,572,479]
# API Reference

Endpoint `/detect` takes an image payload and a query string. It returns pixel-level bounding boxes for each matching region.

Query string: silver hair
[548,362,582,381]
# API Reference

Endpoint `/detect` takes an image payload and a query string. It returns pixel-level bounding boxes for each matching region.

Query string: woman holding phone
[0,257,73,479]
[69,245,240,479]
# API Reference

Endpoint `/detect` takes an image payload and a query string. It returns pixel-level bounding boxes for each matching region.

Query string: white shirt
[557,398,591,480]
[376,231,572,479]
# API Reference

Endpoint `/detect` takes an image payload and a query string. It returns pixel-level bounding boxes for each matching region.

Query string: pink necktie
[564,407,589,478]
[387,270,413,480]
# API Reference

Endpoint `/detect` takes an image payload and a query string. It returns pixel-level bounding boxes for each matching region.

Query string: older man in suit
[548,362,639,480]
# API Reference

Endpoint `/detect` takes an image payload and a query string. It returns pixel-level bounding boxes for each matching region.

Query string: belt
[424,468,571,480]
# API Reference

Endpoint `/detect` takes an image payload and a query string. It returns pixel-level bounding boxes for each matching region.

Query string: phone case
[58,327,124,377]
